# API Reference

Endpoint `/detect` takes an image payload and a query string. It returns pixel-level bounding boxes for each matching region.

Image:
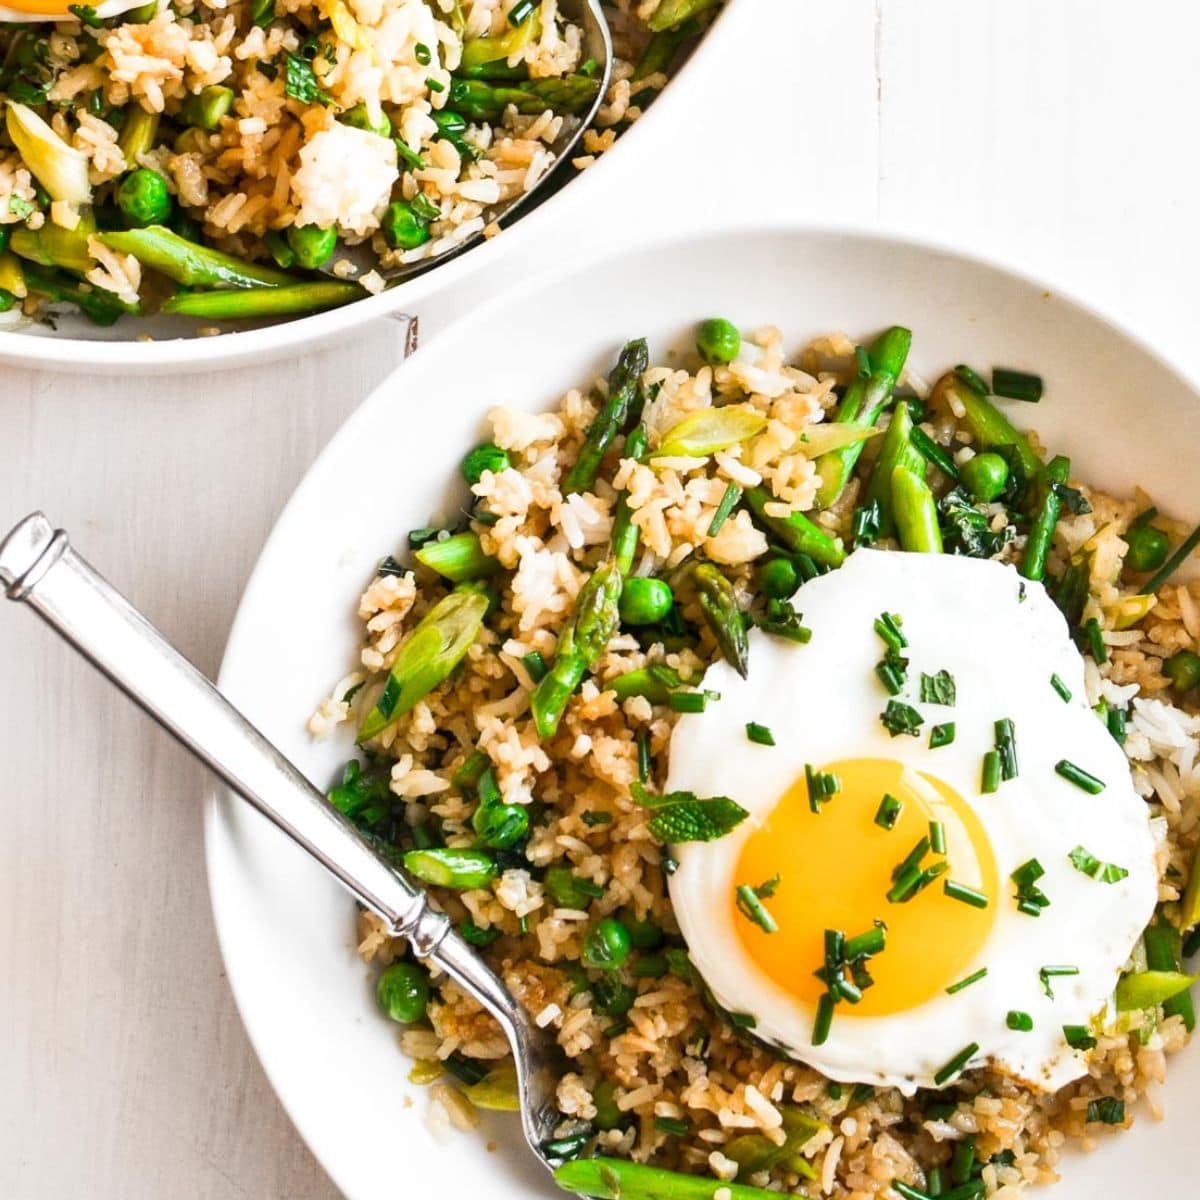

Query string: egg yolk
[733,758,998,1016]
[2,0,79,13]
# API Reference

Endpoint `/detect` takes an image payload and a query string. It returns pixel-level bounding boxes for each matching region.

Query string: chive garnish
[636,730,651,781]
[929,821,947,855]
[933,1041,980,1086]
[1084,616,1107,663]
[1063,1024,1097,1050]
[881,700,923,737]
[929,722,956,749]
[875,649,909,695]
[980,750,1002,794]
[669,691,709,714]
[653,1116,688,1136]
[994,718,1018,781]
[1144,522,1200,594]
[911,426,960,481]
[874,793,902,830]
[1106,706,1127,745]
[521,649,548,683]
[1039,965,1079,998]
[943,880,989,909]
[1055,759,1105,794]
[1087,1098,1125,1125]
[1007,1010,1033,1032]
[991,368,1043,402]
[811,992,834,1045]
[1011,858,1050,916]
[874,611,908,651]
[946,967,988,995]
[506,0,536,22]
[581,810,612,827]
[745,721,775,746]
[1050,673,1072,702]
[852,498,883,547]
[425,76,445,92]
[1068,845,1129,883]
[736,877,780,933]
[855,344,871,377]
[953,364,989,396]
[844,922,886,959]
[806,764,841,812]
[920,669,956,706]
[894,836,931,879]
[707,483,741,537]
[414,41,432,64]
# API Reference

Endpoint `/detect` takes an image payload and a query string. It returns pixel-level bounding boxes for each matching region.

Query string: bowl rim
[203,217,1200,1196]
[0,0,742,372]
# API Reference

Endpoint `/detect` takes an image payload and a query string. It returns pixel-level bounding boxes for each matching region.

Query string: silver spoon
[334,0,612,284]
[0,512,573,1184]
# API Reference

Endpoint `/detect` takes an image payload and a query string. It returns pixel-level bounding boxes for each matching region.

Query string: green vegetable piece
[358,588,489,740]
[814,325,912,509]
[564,339,649,494]
[414,531,500,583]
[554,1157,781,1199]
[961,452,1010,503]
[286,223,337,270]
[381,199,432,251]
[263,230,295,269]
[592,1079,623,1130]
[1182,847,1200,931]
[117,168,173,227]
[725,1107,826,1176]
[1144,923,1196,1032]
[696,316,740,364]
[21,262,136,325]
[653,403,766,459]
[462,1063,519,1111]
[938,372,1042,480]
[402,846,498,889]
[0,288,16,314]
[891,465,943,553]
[249,0,274,27]
[582,917,631,971]
[1124,523,1169,574]
[181,85,235,131]
[460,9,539,69]
[692,562,749,677]
[760,556,798,599]
[619,576,673,626]
[471,793,528,849]
[646,795,749,844]
[1164,649,1200,692]
[647,0,720,32]
[864,400,924,535]
[544,866,601,910]
[608,664,685,704]
[611,423,649,575]
[6,101,91,204]
[445,75,601,121]
[1020,455,1070,581]
[117,106,160,163]
[462,441,511,484]
[376,962,430,1023]
[161,281,361,319]
[341,102,392,138]
[98,225,291,288]
[744,486,846,568]
[1115,969,1198,1012]
[10,219,95,274]
[632,21,696,81]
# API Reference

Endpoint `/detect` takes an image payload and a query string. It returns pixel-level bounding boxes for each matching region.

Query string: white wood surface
[3,1,1198,1195]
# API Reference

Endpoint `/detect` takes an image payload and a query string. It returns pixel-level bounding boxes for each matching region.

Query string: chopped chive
[805,764,841,812]
[1039,965,1079,998]
[874,793,903,830]
[875,651,909,695]
[953,364,989,396]
[852,498,883,546]
[933,1041,980,1086]
[812,992,834,1045]
[943,880,989,909]
[844,923,886,959]
[992,368,1043,402]
[1011,858,1050,916]
[1063,1024,1097,1050]
[881,700,923,737]
[735,883,778,933]
[1068,844,1129,883]
[946,967,988,995]
[911,426,960,480]
[1007,1010,1033,1032]
[521,649,548,683]
[1055,759,1105,794]
[507,0,536,21]
[581,810,612,827]
[1144,523,1200,594]
[994,718,1018,781]
[950,1140,977,1187]
[894,836,931,880]
[1050,673,1072,702]
[929,821,947,855]
[636,730,651,781]
[414,41,432,64]
[745,721,775,746]
[886,863,922,904]
[980,749,1002,794]
[1106,705,1127,745]
[653,1116,689,1136]
[911,861,949,897]
[707,483,741,537]
[1084,616,1107,663]
[920,669,957,706]
[929,722,956,749]
[892,1184,928,1200]
[855,344,871,377]
[1086,1098,1125,1125]
[669,691,708,714]
[874,611,908,651]
[425,76,445,92]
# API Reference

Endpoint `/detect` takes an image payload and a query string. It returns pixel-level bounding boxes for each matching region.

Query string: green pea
[593,1079,623,1130]
[760,556,798,599]
[376,962,430,1023]
[472,799,529,849]
[1125,524,1169,574]
[0,288,16,314]
[1165,649,1200,692]
[618,577,673,626]
[341,102,392,138]
[960,451,1010,503]
[582,917,631,972]
[382,200,431,250]
[286,223,337,270]
[696,317,740,365]
[116,168,173,227]
[462,442,511,484]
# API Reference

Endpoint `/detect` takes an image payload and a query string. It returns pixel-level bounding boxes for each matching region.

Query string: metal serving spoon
[334,0,612,284]
[0,512,572,1184]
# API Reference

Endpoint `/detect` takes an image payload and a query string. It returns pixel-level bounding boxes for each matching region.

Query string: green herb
[875,648,909,695]
[980,750,1002,794]
[668,690,709,714]
[874,794,902,830]
[284,53,332,104]
[8,196,35,221]
[736,877,780,933]
[852,498,883,546]
[414,41,432,64]
[929,722,956,749]
[874,611,908,651]
[929,820,946,855]
[938,487,1016,559]
[811,992,834,1045]
[581,810,612,827]
[933,1042,979,1086]
[653,1116,689,1137]
[994,718,1018,781]
[946,967,988,995]
[1050,673,1072,702]
[636,731,651,782]
[1011,858,1050,917]
[910,425,960,481]
[943,880,989,909]
[1084,616,1107,663]
[992,367,1043,402]
[1039,965,1079,999]
[1055,759,1105,794]
[707,482,741,536]
[1007,1011,1033,1032]
[745,722,775,746]
[521,650,548,682]
[844,922,886,959]
[1144,523,1200,593]
[459,919,501,947]
[881,700,923,737]
[953,364,990,396]
[1063,1024,1097,1050]
[1068,845,1129,884]
[805,764,841,812]
[631,786,749,844]
[1106,705,1127,745]
[1086,1098,1125,1125]
[68,3,102,25]
[920,669,956,706]
[754,599,813,643]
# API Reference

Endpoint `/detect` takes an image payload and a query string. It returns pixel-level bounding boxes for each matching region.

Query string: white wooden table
[4,1,1200,1195]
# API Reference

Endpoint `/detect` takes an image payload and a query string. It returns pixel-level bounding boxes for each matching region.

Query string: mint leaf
[284,53,331,105]
[1068,844,1128,884]
[920,669,956,706]
[646,796,748,844]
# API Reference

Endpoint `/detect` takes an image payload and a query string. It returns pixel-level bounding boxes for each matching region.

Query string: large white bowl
[208,225,1200,1200]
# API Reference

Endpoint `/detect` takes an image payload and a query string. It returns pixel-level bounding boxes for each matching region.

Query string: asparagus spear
[98,225,293,289]
[530,559,622,738]
[554,1157,781,1200]
[414,531,499,583]
[813,326,912,509]
[10,215,95,274]
[744,486,846,568]
[446,75,601,121]
[691,562,748,677]
[891,465,943,553]
[161,281,362,319]
[864,400,925,535]
[21,262,137,325]
[402,847,498,889]
[563,339,649,494]
[1019,455,1070,581]
[933,371,1042,481]
[633,20,698,80]
[647,0,720,32]
[117,107,160,163]
[1144,922,1196,1032]
[611,425,648,575]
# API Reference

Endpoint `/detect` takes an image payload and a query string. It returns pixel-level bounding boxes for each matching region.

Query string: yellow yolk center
[2,0,80,12]
[733,758,998,1016]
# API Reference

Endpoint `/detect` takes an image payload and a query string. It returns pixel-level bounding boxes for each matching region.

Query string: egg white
[666,549,1158,1094]
[0,0,150,22]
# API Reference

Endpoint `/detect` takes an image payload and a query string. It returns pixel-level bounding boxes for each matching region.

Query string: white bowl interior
[209,226,1200,1200]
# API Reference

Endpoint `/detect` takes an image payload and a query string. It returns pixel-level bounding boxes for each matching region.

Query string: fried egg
[666,549,1157,1094]
[0,0,148,21]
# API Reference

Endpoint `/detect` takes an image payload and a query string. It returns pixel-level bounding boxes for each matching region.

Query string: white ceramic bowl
[208,225,1200,1200]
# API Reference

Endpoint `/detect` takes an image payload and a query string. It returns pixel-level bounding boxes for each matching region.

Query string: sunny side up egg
[0,0,145,21]
[666,549,1158,1095]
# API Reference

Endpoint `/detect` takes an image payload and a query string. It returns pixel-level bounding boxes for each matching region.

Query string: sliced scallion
[745,721,775,746]
[943,880,989,909]
[1050,673,1072,702]
[1007,1010,1033,1032]
[707,482,741,537]
[945,967,988,995]
[929,722,956,749]
[874,793,902,830]
[933,1041,980,1086]
[1055,759,1105,794]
